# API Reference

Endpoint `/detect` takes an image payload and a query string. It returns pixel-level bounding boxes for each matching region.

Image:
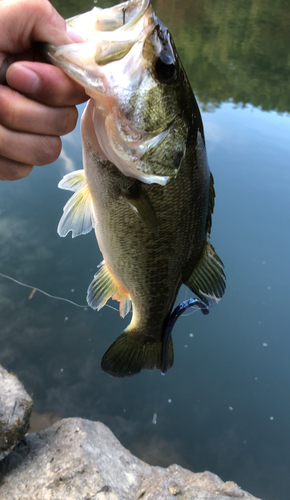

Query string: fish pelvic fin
[87,261,131,318]
[101,328,174,378]
[184,242,226,307]
[57,169,95,238]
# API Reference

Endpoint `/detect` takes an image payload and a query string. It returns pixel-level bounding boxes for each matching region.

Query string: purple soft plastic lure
[161,298,210,375]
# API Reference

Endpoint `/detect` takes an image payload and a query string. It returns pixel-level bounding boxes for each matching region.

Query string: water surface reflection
[1,1,290,499]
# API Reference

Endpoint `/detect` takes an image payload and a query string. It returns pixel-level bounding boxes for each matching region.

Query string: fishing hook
[122,8,126,25]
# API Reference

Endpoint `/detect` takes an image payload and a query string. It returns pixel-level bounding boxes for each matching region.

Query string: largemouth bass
[44,0,226,377]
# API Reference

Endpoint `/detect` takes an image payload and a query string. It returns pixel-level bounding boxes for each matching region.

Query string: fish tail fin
[101,328,174,378]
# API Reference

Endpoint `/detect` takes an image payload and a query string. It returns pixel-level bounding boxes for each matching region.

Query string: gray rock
[0,365,33,460]
[0,417,261,500]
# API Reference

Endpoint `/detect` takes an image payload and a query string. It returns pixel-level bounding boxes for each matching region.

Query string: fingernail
[7,63,40,94]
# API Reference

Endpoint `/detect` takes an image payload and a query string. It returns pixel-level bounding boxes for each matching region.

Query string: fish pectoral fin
[58,169,86,192]
[122,182,159,236]
[101,328,174,378]
[184,242,226,306]
[87,261,131,318]
[57,170,95,238]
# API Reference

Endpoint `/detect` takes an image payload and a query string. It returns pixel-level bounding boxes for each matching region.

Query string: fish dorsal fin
[205,172,215,237]
[122,182,159,236]
[87,261,131,318]
[184,242,226,306]
[57,170,95,238]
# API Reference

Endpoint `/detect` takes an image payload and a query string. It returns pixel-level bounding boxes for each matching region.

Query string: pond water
[1,1,290,499]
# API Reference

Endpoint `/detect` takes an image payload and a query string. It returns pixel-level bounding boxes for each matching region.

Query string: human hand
[0,0,88,181]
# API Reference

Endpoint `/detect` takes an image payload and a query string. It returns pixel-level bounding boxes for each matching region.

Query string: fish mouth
[43,1,179,185]
[43,0,154,96]
[66,0,151,39]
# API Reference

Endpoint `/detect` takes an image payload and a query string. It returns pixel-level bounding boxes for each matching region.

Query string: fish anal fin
[112,294,131,318]
[101,328,174,378]
[87,261,131,318]
[184,242,226,306]
[57,170,95,238]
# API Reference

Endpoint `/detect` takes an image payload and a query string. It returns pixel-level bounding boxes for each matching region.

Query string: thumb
[0,0,74,55]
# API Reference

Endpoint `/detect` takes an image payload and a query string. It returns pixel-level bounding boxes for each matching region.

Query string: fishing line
[0,272,204,316]
[0,271,119,312]
[180,307,203,317]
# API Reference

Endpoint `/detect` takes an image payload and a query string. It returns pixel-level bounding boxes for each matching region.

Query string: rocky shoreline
[0,365,261,499]
[0,365,33,460]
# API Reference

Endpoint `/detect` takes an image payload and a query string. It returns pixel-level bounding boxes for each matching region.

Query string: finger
[0,85,78,136]
[0,156,33,181]
[0,124,62,166]
[6,61,88,106]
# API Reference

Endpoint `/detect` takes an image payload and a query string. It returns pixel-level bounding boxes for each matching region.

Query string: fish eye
[153,57,177,84]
